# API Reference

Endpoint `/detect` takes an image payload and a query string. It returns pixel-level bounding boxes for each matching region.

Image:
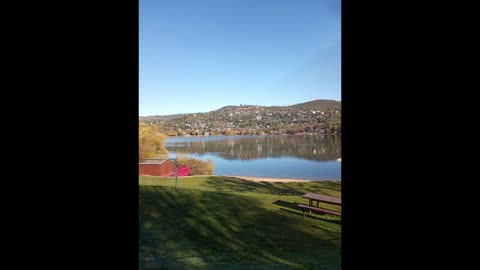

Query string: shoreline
[166,133,340,138]
[225,175,340,183]
[140,174,340,183]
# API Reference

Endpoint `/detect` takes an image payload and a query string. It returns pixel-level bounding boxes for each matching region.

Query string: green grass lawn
[139,176,341,270]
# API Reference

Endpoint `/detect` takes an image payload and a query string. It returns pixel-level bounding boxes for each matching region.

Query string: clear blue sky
[140,0,341,116]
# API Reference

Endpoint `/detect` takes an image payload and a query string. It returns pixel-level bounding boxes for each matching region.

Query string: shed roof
[139,159,172,165]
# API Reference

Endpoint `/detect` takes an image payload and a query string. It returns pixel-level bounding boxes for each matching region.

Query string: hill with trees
[139,99,341,136]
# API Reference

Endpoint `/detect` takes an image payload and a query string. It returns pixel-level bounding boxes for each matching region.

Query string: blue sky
[140,0,341,116]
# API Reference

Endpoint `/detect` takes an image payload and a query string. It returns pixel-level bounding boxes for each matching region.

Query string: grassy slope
[139,176,341,270]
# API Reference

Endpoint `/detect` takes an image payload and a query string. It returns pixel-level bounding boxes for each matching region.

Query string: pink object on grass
[170,166,190,176]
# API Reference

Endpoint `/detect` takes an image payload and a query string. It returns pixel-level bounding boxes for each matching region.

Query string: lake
[165,135,341,181]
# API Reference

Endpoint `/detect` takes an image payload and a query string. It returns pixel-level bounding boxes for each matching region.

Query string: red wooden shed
[139,159,175,176]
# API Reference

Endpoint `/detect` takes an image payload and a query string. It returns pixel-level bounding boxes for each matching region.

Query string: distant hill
[140,99,341,136]
[289,99,341,109]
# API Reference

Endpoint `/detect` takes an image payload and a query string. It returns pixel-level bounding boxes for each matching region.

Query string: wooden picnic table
[297,193,341,217]
[301,192,341,207]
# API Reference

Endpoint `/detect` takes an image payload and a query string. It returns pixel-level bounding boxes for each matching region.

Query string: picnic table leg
[309,199,312,213]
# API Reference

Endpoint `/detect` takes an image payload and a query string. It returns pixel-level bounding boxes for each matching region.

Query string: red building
[139,159,175,176]
[139,159,191,177]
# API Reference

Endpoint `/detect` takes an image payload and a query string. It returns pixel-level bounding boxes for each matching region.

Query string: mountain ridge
[140,99,340,118]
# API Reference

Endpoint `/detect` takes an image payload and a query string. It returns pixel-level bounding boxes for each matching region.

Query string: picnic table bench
[297,192,341,217]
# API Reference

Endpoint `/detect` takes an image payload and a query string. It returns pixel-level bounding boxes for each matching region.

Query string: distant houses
[141,100,341,136]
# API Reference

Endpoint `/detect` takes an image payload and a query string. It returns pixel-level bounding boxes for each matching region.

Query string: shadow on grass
[273,200,301,210]
[203,176,341,197]
[140,185,341,270]
[278,208,342,225]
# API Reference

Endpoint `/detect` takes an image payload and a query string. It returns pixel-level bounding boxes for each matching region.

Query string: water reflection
[165,135,341,161]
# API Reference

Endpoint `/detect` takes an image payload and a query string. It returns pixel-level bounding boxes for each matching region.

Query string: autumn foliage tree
[139,123,168,159]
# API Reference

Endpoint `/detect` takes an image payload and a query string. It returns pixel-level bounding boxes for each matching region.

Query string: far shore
[140,174,340,183]
[166,133,339,137]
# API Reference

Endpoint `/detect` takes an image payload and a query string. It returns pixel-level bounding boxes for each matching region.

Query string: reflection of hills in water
[166,135,341,161]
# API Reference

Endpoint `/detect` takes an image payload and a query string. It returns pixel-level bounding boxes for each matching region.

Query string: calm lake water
[165,135,341,181]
